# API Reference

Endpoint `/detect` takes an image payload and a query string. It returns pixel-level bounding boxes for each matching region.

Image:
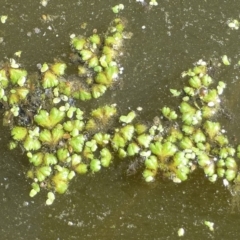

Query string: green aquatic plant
[2,13,240,206]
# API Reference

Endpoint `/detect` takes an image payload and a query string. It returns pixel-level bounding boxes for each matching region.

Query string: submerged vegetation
[0,14,240,206]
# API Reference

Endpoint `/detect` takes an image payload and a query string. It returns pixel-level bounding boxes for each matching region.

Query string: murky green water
[1,0,240,239]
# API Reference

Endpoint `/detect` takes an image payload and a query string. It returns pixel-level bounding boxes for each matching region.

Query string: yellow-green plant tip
[203,163,215,177]
[83,145,94,159]
[43,153,57,165]
[175,169,188,181]
[93,133,110,145]
[54,180,69,194]
[137,134,152,148]
[68,135,85,153]
[201,106,216,119]
[184,86,195,96]
[182,125,194,135]
[70,128,79,137]
[227,147,235,156]
[103,46,116,58]
[92,84,107,98]
[85,118,98,131]
[16,87,29,100]
[94,65,103,73]
[29,189,38,198]
[99,55,108,68]
[9,68,27,85]
[222,55,231,65]
[179,137,193,150]
[197,153,211,167]
[112,5,120,14]
[51,62,67,76]
[58,81,72,96]
[73,120,84,131]
[41,63,49,73]
[71,154,81,167]
[95,72,111,85]
[0,69,9,88]
[214,134,229,147]
[78,89,92,101]
[88,56,99,68]
[173,152,188,166]
[27,170,34,179]
[225,169,237,181]
[75,163,88,174]
[34,108,66,129]
[203,121,221,139]
[42,70,59,89]
[112,132,127,150]
[86,140,98,152]
[217,159,225,168]
[78,65,88,76]
[9,92,19,105]
[11,126,28,141]
[9,141,17,150]
[80,49,93,61]
[201,75,212,87]
[89,34,101,45]
[116,23,124,32]
[105,36,117,46]
[120,111,136,124]
[28,152,44,166]
[180,102,195,114]
[46,198,54,205]
[31,182,40,193]
[118,148,127,158]
[63,121,74,132]
[143,169,155,182]
[135,123,148,135]
[100,148,112,167]
[170,89,181,97]
[39,129,52,143]
[36,166,52,182]
[127,142,140,156]
[217,168,225,178]
[225,157,237,169]
[193,129,206,143]
[90,159,101,172]
[17,76,26,86]
[23,136,41,151]
[0,88,5,100]
[150,142,177,160]
[47,191,55,201]
[68,170,76,180]
[189,76,202,89]
[66,106,76,119]
[71,36,86,51]
[202,89,220,105]
[120,125,135,141]
[52,127,64,144]
[57,148,70,162]
[76,108,84,120]
[145,156,158,170]
[204,221,214,231]
[91,105,117,122]
[105,66,118,80]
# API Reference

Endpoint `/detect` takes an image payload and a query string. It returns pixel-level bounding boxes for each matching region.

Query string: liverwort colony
[0,15,240,205]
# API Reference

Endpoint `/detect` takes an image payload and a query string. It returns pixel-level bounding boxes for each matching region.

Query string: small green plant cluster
[1,17,240,205]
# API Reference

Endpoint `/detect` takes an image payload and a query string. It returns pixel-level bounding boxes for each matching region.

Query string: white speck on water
[34,28,41,34]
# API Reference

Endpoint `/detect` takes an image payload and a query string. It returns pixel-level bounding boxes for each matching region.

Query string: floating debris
[0,15,8,24]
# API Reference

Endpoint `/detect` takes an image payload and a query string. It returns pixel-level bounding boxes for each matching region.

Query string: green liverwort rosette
[9,68,27,85]
[34,108,66,129]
